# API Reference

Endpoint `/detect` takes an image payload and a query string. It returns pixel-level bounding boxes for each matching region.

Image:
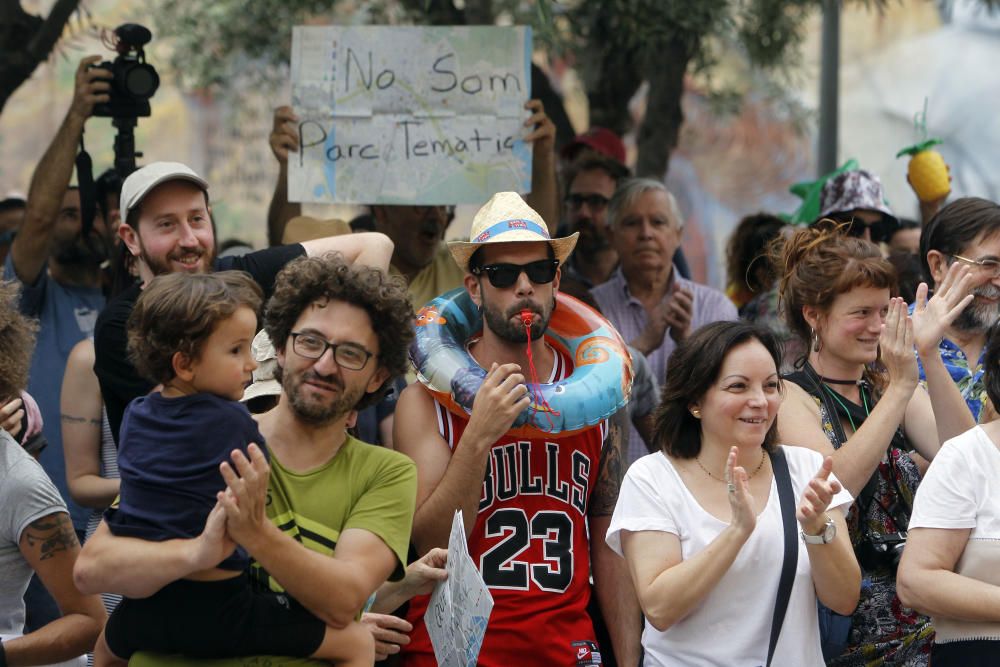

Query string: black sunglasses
[473,259,559,288]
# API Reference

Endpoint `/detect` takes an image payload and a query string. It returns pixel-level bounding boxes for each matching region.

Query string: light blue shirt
[4,255,104,530]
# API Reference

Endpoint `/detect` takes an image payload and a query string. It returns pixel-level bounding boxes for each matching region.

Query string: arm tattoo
[590,408,627,517]
[23,513,79,560]
[61,413,102,426]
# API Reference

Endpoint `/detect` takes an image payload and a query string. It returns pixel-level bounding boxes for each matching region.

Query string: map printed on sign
[426,510,494,667]
[289,25,532,205]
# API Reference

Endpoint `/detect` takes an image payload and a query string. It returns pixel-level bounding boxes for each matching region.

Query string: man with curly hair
[76,254,434,663]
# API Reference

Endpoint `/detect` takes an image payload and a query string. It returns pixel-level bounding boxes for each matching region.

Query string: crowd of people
[2,49,1000,667]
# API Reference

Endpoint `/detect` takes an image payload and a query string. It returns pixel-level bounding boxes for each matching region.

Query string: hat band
[473,218,549,244]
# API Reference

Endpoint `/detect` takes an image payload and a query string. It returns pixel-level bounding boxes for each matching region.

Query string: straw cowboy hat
[447,192,578,273]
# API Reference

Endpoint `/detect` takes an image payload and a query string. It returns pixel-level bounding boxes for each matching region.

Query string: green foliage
[152,0,338,89]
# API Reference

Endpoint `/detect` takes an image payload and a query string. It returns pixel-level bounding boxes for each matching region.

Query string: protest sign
[289,25,532,205]
[426,510,493,667]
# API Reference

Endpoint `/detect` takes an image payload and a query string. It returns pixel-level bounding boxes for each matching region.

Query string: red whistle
[520,309,533,326]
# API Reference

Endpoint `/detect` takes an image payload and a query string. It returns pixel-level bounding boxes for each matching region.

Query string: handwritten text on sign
[289,25,532,205]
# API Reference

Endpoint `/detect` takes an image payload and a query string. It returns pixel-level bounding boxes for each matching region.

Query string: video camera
[90,23,159,119]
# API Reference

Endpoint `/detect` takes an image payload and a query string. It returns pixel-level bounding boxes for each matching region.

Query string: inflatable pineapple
[897,139,950,202]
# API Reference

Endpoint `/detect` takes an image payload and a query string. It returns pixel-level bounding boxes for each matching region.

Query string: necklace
[695,449,767,482]
[818,374,863,386]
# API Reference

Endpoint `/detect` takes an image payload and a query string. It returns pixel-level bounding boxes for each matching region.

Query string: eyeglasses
[565,193,610,211]
[951,254,1000,279]
[290,332,374,371]
[472,259,560,289]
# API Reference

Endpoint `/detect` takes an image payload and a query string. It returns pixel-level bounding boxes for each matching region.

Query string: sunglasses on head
[473,259,560,288]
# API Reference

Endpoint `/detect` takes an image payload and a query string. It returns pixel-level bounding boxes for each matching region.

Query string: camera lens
[122,64,159,99]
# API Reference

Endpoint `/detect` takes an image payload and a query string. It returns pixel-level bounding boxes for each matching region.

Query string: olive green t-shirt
[131,435,416,666]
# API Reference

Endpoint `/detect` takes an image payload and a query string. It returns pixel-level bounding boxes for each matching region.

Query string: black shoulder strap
[767,446,797,667]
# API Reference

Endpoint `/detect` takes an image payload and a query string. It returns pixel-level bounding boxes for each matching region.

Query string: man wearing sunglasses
[395,192,639,667]
[812,169,900,246]
[919,197,1000,421]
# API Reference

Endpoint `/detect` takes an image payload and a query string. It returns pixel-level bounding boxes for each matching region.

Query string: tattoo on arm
[23,513,79,560]
[61,413,102,426]
[590,408,627,517]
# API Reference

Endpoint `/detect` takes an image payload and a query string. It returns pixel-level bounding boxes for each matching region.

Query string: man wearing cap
[94,161,394,445]
[395,192,639,667]
[812,169,900,247]
[916,197,1000,421]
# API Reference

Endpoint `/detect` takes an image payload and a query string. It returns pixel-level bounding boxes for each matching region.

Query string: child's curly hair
[127,271,263,385]
[0,281,38,402]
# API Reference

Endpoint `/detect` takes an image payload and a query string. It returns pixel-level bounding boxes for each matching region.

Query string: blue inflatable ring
[410,288,633,437]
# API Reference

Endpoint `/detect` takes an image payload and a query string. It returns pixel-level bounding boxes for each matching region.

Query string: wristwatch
[801,517,837,545]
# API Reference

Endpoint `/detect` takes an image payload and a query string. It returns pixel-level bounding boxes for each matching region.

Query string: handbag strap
[767,446,797,667]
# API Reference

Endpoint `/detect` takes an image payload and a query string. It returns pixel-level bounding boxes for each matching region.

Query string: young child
[96,271,373,666]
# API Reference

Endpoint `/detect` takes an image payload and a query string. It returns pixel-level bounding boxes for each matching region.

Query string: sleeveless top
[403,347,608,667]
[785,364,932,666]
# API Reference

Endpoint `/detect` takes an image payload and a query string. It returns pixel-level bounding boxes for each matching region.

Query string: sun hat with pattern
[447,192,577,273]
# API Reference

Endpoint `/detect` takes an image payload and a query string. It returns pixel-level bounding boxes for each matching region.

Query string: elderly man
[395,191,639,667]
[76,254,440,664]
[917,197,1000,421]
[591,178,737,464]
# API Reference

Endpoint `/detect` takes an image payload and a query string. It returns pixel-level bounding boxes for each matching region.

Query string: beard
[139,243,214,277]
[952,284,1000,333]
[53,233,109,267]
[283,367,365,425]
[481,293,557,343]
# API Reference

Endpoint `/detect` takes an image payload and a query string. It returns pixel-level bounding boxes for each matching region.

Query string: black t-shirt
[94,244,305,444]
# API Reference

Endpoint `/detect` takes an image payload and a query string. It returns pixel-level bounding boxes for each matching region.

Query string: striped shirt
[591,267,738,464]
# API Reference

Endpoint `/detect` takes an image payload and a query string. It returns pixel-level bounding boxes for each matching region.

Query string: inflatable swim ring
[410,288,633,438]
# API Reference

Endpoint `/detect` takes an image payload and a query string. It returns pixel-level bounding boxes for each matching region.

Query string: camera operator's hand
[270,106,299,165]
[69,56,112,123]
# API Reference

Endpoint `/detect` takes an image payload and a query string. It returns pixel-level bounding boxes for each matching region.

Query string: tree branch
[25,0,79,62]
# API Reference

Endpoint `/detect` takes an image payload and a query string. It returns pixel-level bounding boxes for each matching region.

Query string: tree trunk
[635,38,691,179]
[0,0,80,116]
[582,43,642,137]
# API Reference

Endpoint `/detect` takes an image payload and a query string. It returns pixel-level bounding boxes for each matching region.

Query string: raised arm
[5,512,106,664]
[395,364,528,554]
[62,339,119,509]
[300,231,393,271]
[11,56,109,284]
[266,105,302,246]
[521,99,559,235]
[589,408,642,666]
[907,264,977,449]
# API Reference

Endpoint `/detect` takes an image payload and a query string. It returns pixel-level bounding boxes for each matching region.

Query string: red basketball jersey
[402,350,607,667]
